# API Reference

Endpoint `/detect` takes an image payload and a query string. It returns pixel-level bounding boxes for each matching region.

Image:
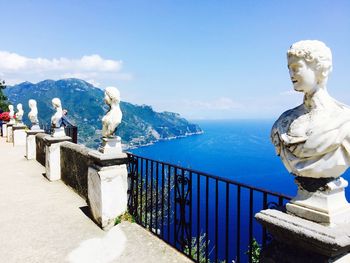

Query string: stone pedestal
[13,125,27,146]
[6,123,14,143]
[88,143,128,231]
[255,209,350,262]
[2,122,7,137]
[43,135,72,181]
[26,130,44,160]
[31,124,41,131]
[286,177,350,225]
[52,127,66,138]
[98,136,122,154]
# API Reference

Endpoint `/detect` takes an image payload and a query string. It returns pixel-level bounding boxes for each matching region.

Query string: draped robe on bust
[271,99,350,178]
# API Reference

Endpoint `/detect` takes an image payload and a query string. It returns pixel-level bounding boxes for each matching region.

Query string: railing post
[43,135,72,181]
[26,129,45,160]
[6,123,14,143]
[2,122,8,137]
[12,124,27,146]
[87,146,128,231]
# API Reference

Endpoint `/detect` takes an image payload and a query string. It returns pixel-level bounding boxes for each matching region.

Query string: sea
[129,120,350,261]
[132,120,288,196]
[131,119,350,197]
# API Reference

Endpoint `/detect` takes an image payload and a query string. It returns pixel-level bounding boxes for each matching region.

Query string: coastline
[123,130,204,150]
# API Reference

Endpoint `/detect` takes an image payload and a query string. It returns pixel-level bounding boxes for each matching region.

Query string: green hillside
[5,78,203,148]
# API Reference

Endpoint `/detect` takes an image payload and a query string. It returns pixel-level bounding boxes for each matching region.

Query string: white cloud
[183,97,242,110]
[0,51,131,87]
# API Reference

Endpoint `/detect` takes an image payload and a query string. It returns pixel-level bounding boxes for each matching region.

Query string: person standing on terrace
[61,109,74,127]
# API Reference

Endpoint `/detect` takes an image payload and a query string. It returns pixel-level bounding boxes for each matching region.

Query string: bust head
[287,40,332,92]
[104,86,120,106]
[17,103,23,111]
[52,98,62,109]
[8,105,13,111]
[29,99,37,109]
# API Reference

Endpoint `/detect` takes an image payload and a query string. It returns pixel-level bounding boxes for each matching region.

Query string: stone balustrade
[32,132,128,231]
[60,141,91,200]
[3,115,128,233]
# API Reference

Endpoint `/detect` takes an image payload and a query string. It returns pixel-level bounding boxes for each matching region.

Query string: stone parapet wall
[60,142,91,200]
[35,133,47,166]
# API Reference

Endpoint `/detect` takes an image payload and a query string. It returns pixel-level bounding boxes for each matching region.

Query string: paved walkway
[0,137,192,263]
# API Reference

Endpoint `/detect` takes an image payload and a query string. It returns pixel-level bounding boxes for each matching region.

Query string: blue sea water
[130,120,350,261]
[131,119,350,198]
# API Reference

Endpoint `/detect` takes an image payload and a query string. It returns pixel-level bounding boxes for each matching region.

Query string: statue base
[255,209,350,262]
[98,136,122,154]
[286,177,350,225]
[52,127,66,138]
[30,124,41,130]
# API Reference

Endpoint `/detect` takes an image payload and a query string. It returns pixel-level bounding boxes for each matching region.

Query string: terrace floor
[0,136,192,263]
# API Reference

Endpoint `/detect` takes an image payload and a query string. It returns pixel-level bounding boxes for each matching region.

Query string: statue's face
[288,56,317,94]
[104,93,111,105]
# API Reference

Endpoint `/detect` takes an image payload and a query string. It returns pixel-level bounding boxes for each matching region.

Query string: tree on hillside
[0,79,9,111]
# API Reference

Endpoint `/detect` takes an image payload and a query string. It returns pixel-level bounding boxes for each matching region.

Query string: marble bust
[8,105,15,124]
[271,40,350,179]
[51,98,63,128]
[102,87,122,138]
[28,99,39,129]
[15,103,24,124]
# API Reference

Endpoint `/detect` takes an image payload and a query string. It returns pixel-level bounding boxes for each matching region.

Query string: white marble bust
[51,98,63,128]
[102,86,122,138]
[271,40,350,179]
[15,103,24,124]
[28,99,39,128]
[8,105,15,124]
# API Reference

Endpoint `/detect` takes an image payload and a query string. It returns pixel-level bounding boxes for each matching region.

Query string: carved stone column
[43,135,71,181]
[26,129,44,160]
[88,148,128,231]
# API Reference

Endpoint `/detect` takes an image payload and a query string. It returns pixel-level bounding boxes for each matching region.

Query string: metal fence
[127,153,292,263]
[65,126,78,144]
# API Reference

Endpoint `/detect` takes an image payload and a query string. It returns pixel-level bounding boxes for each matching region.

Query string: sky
[0,0,349,120]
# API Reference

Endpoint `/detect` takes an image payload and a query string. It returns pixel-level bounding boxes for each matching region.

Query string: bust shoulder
[272,104,305,135]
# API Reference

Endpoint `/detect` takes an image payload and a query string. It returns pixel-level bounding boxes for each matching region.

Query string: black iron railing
[42,124,78,144]
[65,126,78,144]
[127,153,292,263]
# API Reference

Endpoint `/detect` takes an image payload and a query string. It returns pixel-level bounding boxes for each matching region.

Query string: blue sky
[0,0,349,119]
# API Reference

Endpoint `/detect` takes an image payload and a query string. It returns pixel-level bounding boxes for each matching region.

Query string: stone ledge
[43,135,72,145]
[12,125,27,130]
[88,150,128,167]
[255,209,350,257]
[26,130,45,136]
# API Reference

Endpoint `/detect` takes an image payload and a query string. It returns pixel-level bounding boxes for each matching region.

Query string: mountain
[5,78,203,148]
